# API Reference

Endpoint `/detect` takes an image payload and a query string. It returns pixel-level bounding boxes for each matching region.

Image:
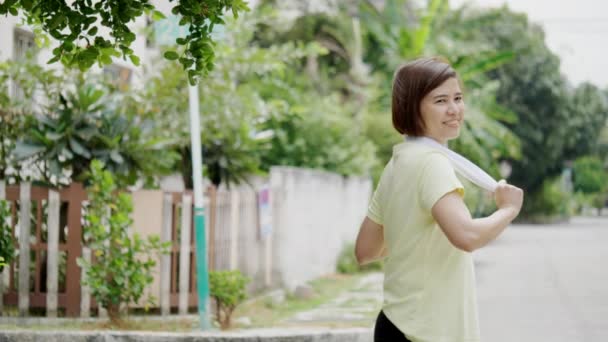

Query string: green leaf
[163,51,179,60]
[87,26,98,36]
[99,54,113,66]
[129,54,140,66]
[110,150,124,164]
[69,138,91,158]
[151,10,166,21]
[12,142,45,160]
[46,55,61,64]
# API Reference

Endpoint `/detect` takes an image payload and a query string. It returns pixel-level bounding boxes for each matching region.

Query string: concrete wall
[270,167,372,291]
[132,168,372,297]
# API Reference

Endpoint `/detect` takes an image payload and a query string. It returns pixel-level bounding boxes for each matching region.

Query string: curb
[0,328,373,341]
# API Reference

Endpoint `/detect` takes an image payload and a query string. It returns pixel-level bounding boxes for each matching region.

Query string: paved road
[476,216,608,342]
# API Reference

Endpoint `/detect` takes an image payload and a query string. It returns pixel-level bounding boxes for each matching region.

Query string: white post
[18,182,31,316]
[46,190,60,317]
[97,207,111,319]
[160,193,173,316]
[80,247,91,318]
[229,190,240,270]
[178,194,192,315]
[189,83,211,329]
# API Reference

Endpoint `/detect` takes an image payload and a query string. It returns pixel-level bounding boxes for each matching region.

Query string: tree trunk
[107,302,122,325]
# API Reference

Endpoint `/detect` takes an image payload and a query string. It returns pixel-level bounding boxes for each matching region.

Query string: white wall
[270,166,372,291]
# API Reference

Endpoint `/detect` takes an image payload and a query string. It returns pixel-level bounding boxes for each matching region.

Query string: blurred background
[0,0,607,337]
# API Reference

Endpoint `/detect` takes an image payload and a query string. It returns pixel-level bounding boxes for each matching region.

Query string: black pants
[374,310,413,342]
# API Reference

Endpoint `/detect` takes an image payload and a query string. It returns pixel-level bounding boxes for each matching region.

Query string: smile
[443,120,460,128]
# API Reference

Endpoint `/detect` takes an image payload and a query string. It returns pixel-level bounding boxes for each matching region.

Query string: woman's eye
[455,97,463,102]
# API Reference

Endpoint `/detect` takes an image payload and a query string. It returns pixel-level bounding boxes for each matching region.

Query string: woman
[355,57,523,342]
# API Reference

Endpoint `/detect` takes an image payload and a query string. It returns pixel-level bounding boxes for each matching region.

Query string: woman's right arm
[355,217,387,265]
[431,180,524,252]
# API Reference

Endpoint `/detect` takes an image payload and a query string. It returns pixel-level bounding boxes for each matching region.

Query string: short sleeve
[418,152,464,211]
[367,163,391,225]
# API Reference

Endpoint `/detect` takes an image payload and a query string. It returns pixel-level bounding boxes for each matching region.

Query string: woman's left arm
[355,217,387,265]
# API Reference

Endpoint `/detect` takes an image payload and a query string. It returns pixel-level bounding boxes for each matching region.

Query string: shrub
[0,200,14,272]
[522,176,570,222]
[572,156,607,194]
[210,270,250,330]
[77,160,170,323]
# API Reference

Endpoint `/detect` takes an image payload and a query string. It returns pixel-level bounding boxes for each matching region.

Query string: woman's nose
[447,102,458,115]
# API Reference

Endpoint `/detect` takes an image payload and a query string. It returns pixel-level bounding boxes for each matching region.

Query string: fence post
[0,180,5,314]
[80,247,91,317]
[179,194,192,315]
[160,193,173,316]
[206,187,216,271]
[46,190,60,317]
[229,190,240,270]
[18,182,31,316]
[65,183,85,317]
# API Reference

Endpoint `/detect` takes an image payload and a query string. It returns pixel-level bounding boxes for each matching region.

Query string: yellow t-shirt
[367,141,480,342]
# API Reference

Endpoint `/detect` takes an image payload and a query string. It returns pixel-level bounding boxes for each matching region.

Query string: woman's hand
[494,180,524,219]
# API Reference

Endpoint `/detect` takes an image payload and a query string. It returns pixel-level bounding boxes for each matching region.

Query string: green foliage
[460,8,570,194]
[521,176,569,221]
[336,243,382,274]
[0,56,64,182]
[562,84,608,160]
[210,270,249,330]
[77,160,170,322]
[572,156,608,194]
[9,68,178,187]
[258,93,379,177]
[0,109,25,182]
[0,200,15,272]
[0,0,249,84]
[141,9,377,186]
[360,0,443,69]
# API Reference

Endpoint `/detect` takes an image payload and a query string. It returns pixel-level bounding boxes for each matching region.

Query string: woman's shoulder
[393,141,450,166]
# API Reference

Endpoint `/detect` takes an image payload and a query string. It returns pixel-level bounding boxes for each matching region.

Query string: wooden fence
[0,181,218,317]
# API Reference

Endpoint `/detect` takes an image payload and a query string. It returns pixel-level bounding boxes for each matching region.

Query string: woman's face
[419,77,464,145]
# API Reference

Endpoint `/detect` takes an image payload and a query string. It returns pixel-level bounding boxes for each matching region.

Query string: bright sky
[449,0,608,89]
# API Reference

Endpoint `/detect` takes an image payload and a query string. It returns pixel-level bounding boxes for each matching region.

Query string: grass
[231,272,379,329]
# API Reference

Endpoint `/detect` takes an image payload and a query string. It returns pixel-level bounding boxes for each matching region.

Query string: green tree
[562,83,608,160]
[572,156,607,194]
[0,0,249,84]
[454,8,567,189]
[140,10,377,186]
[209,270,249,330]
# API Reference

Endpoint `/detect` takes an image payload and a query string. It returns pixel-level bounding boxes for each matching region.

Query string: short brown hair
[392,57,458,136]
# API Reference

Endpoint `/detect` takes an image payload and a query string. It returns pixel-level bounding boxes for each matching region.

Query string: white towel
[406,136,498,192]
